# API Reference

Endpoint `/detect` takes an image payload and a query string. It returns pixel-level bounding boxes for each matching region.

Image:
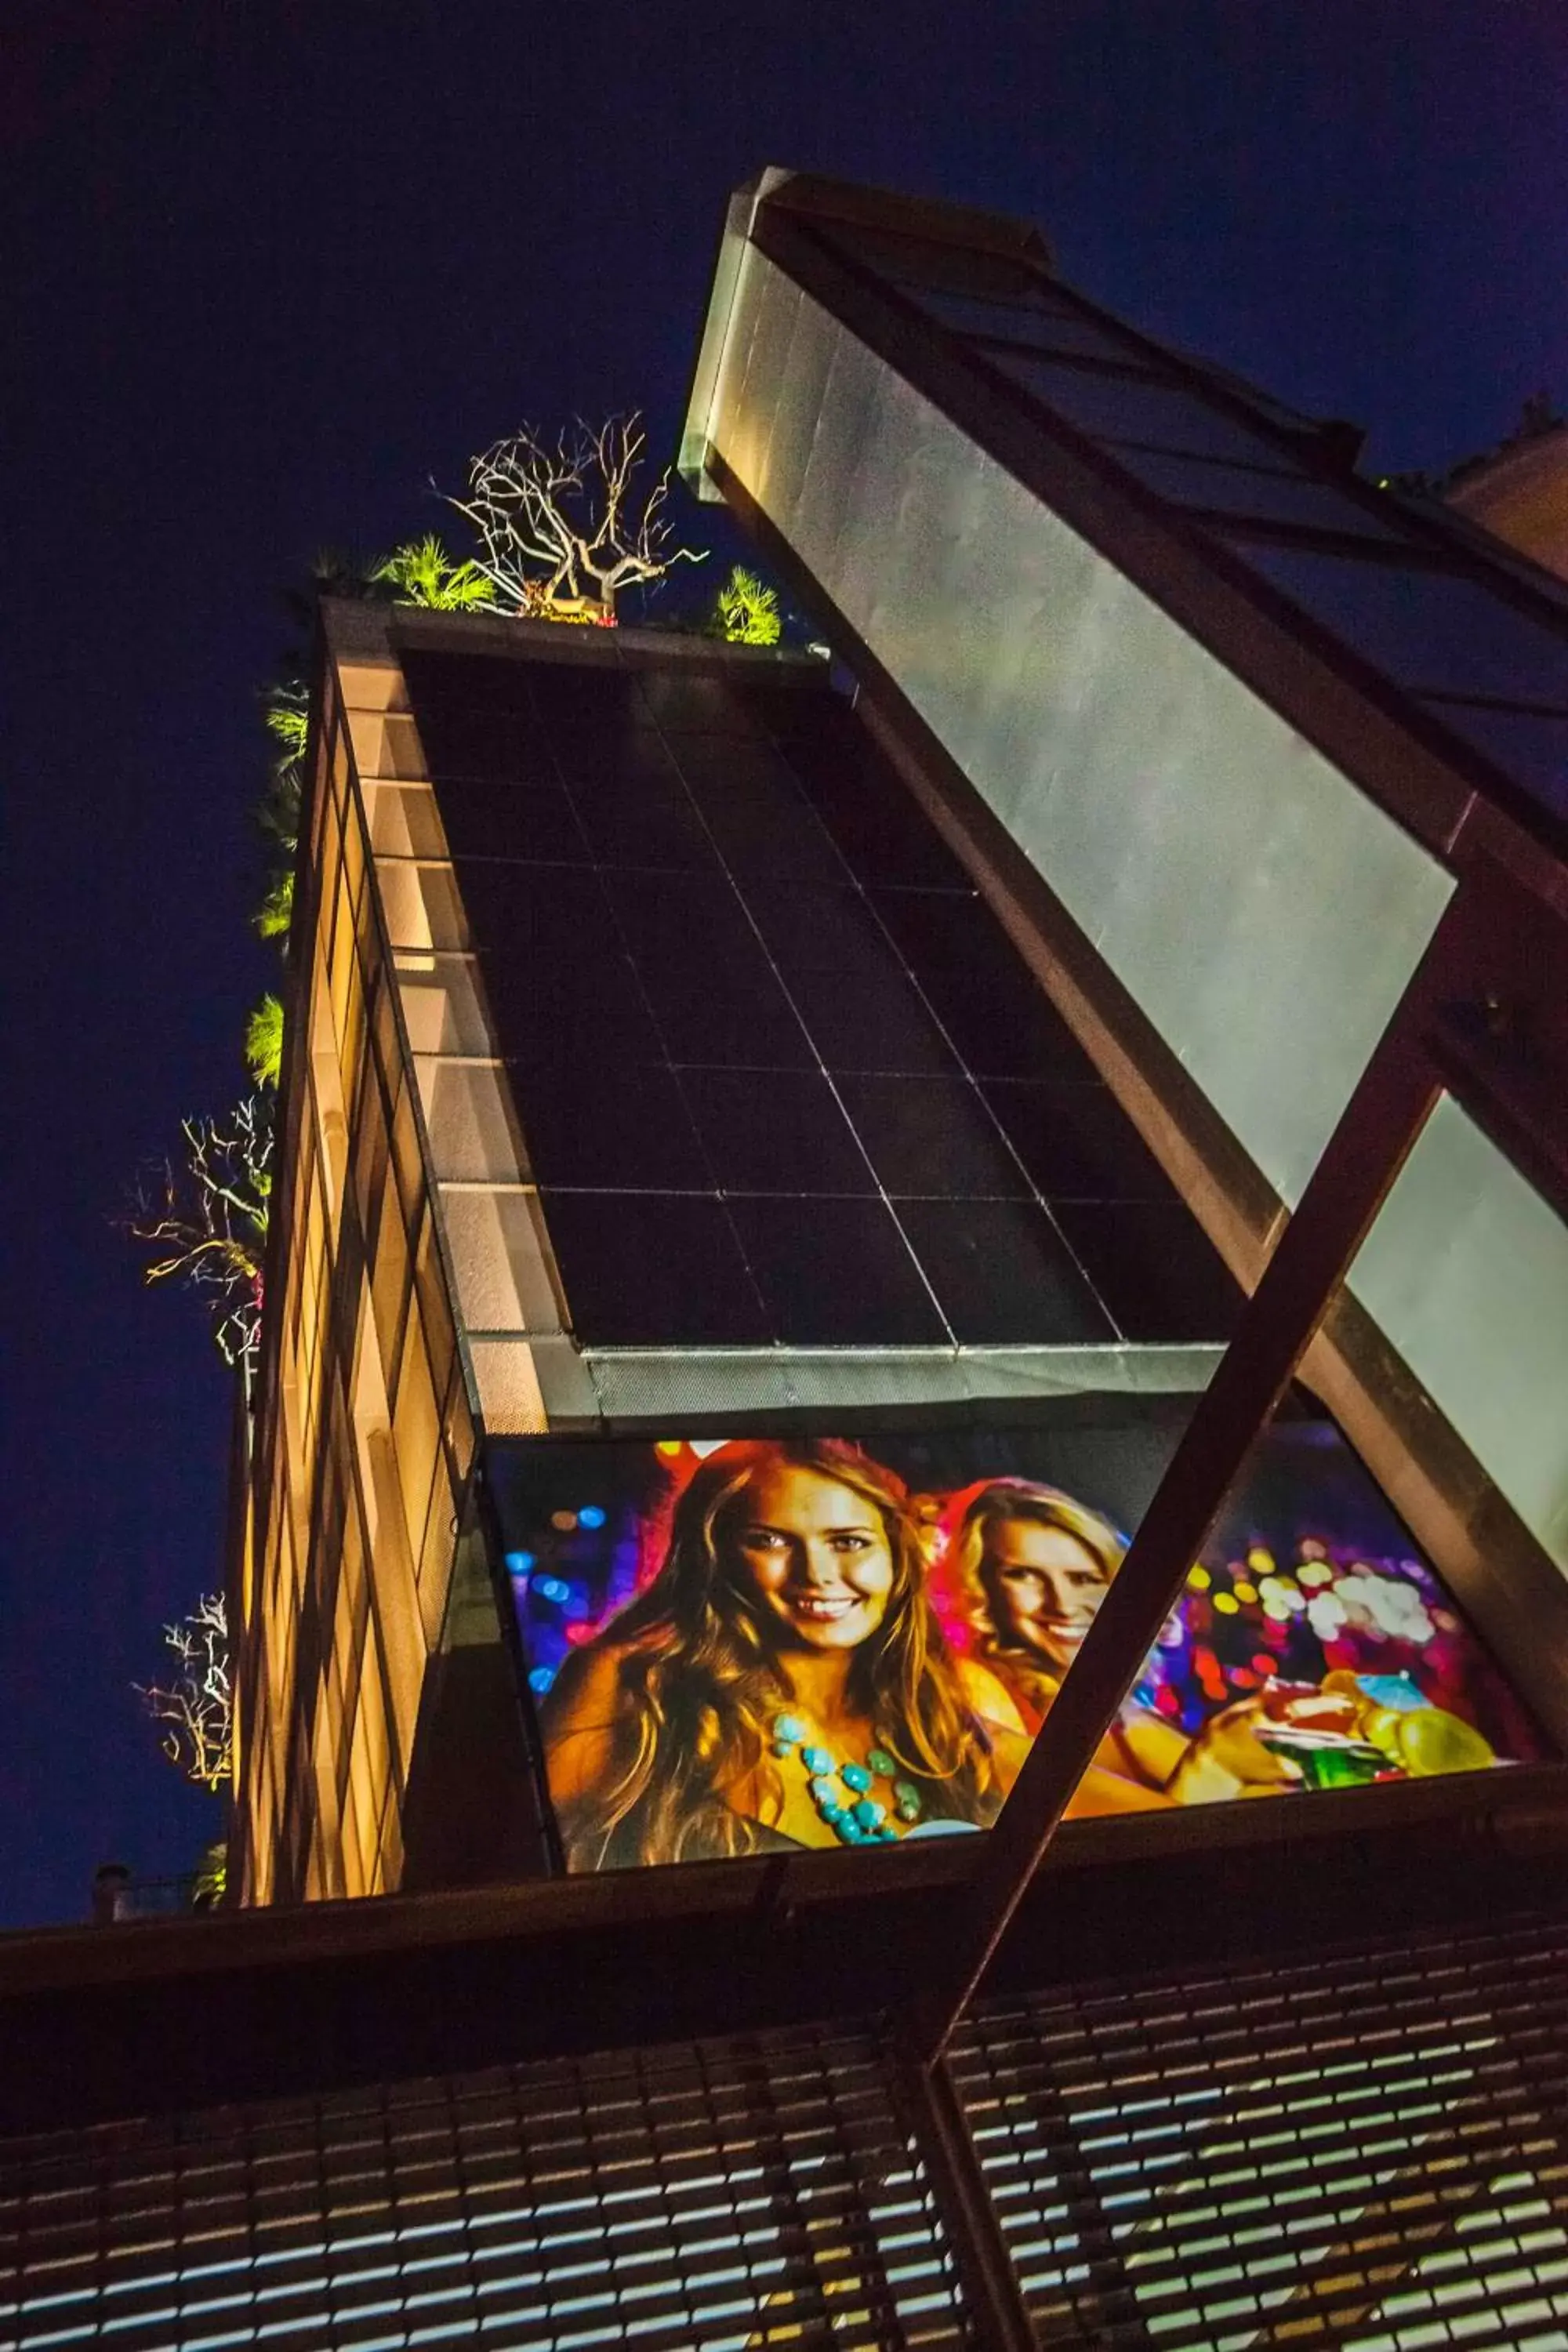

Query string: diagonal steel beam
[901,887,1501,2069]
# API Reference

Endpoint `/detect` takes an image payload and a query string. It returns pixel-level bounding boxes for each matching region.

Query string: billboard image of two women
[488,1418,1544,1872]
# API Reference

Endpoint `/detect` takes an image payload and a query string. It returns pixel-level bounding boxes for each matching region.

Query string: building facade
[5,172,1568,2350]
[232,173,1568,1908]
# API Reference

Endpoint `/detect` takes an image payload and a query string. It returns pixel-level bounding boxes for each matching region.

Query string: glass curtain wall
[396,641,1240,1358]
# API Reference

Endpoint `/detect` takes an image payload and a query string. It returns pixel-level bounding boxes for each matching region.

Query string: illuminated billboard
[488,1418,1544,1871]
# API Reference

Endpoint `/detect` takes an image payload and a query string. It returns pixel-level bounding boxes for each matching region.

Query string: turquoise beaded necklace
[771,1711,924,1846]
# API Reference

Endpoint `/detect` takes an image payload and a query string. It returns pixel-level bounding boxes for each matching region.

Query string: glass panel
[329,713,351,809]
[539,1191,769,1346]
[412,1215,459,1431]
[549,724,686,799]
[389,1076,425,1232]
[444,1374,475,1484]
[744,880,916,989]
[434,778,590,863]
[440,1185,561,1334]
[318,789,342,902]
[479,943,669,1066]
[416,1451,459,1637]
[365,780,447,858]
[453,860,619,957]
[467,1338,548,1436]
[1052,1200,1243,1341]
[980,1078,1178,1200]
[347,708,425,780]
[394,953,492,1055]
[794,757,972,889]
[784,959,960,1075]
[605,868,768,967]
[336,943,366,1110]
[504,1055,710,1189]
[392,1307,441,1587]
[1232,542,1568,709]
[1414,698,1568,818]
[923,287,1148,365]
[681,782,847,884]
[1349,1093,1568,1571]
[529,660,652,731]
[414,1058,528,1183]
[567,780,718,871]
[400,646,539,715]
[418,706,557,783]
[350,1072,391,1236]
[725,1195,949,1345]
[989,350,1294,467]
[893,1196,1113,1344]
[376,859,467,952]
[681,1065,875,1195]
[604,885,812,1068]
[335,652,405,713]
[340,785,367,910]
[636,668,770,736]
[833,1071,1031,1198]
[821,216,1044,301]
[1110,444,1406,540]
[368,1183,411,1381]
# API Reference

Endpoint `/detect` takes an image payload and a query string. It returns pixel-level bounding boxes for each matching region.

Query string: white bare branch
[135,1594,234,1793]
[445,412,706,622]
[122,1099,273,1372]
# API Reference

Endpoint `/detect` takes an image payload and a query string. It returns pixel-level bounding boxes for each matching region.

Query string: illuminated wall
[234,627,481,1902]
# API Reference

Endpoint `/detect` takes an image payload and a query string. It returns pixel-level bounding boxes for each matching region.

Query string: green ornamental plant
[710,564,782,645]
[372,533,493,611]
[245,993,284,1090]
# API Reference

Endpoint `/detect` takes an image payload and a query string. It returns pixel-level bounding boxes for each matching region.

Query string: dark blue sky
[5,0,1564,1929]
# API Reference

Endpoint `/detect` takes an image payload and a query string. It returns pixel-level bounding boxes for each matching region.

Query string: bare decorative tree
[446,414,706,622]
[123,1099,273,1374]
[135,1595,234,1792]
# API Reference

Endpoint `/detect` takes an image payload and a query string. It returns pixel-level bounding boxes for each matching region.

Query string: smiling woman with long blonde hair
[949,1478,1330,1804]
[542,1439,1173,1867]
[543,1438,1028,1867]
[950,1479,1129,1730]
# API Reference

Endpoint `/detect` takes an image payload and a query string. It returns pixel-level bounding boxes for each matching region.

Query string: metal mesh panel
[954,1914,1568,2350]
[0,2024,967,2350]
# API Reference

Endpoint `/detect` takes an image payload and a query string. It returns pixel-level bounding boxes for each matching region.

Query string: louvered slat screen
[7,1915,1568,2350]
[0,2024,967,2350]
[954,1914,1568,2350]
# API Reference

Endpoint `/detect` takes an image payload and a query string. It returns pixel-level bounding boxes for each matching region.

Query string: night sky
[5,0,1564,1930]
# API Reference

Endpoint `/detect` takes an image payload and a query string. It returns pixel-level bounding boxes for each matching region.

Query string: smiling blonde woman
[949,1479,1344,1803]
[543,1439,1026,1867]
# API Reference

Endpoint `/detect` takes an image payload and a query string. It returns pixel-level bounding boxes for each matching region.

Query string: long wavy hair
[951,1480,1125,1730]
[546,1439,1004,1868]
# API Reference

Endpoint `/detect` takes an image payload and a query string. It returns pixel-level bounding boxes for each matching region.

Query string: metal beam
[893,2049,1040,2352]
[902,893,1488,2068]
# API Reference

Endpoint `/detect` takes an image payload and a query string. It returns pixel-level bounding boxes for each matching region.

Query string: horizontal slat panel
[8,1917,1568,2348]
[953,1914,1568,2350]
[0,2025,967,2350]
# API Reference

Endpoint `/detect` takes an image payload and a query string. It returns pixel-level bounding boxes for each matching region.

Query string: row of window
[239,664,477,1904]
